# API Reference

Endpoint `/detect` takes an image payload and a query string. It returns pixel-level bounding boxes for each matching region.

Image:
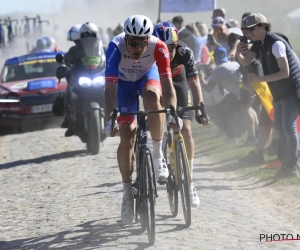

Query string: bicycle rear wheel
[176,138,191,227]
[141,148,156,245]
[163,132,178,217]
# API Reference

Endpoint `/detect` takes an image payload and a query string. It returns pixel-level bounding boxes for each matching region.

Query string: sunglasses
[167,43,177,52]
[126,39,149,48]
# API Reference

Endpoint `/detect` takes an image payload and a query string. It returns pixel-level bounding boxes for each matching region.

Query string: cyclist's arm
[105,42,121,120]
[183,49,204,112]
[154,41,177,108]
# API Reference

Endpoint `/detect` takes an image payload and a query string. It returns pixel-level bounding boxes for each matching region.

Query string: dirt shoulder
[193,123,300,229]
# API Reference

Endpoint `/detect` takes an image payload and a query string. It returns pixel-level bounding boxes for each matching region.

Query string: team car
[0,52,67,131]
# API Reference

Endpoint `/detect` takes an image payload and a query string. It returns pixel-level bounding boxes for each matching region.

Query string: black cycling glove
[195,102,210,124]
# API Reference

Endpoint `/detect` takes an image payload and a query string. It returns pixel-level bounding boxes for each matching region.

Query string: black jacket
[257,32,300,101]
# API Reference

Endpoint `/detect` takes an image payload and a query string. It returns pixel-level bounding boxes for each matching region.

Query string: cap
[212,16,226,28]
[241,17,247,29]
[214,46,228,65]
[243,13,267,28]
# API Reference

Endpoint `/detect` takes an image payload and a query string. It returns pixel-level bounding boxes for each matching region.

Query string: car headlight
[92,76,105,87]
[0,96,19,103]
[78,77,92,87]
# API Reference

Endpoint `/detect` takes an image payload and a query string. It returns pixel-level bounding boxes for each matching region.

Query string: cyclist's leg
[174,77,200,207]
[139,64,168,181]
[173,68,195,174]
[117,79,139,224]
[178,87,195,169]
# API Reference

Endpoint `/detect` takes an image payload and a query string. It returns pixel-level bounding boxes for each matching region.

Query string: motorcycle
[55,37,107,154]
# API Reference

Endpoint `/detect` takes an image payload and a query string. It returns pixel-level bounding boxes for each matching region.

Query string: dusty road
[0,128,300,250]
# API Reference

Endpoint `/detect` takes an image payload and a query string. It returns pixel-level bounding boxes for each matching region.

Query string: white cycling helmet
[67,24,81,41]
[43,36,55,47]
[124,14,153,37]
[80,22,98,38]
[36,38,47,49]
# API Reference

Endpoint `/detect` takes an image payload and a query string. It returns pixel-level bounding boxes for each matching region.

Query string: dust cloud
[1,0,300,60]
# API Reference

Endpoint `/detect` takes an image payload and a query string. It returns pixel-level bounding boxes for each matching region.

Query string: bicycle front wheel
[141,148,156,245]
[163,132,178,217]
[176,138,191,227]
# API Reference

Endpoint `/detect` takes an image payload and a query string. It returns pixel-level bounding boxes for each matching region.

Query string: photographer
[236,13,300,178]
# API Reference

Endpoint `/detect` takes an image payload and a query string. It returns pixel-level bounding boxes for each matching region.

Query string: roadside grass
[192,122,300,185]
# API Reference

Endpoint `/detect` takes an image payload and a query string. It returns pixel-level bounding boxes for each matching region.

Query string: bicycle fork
[171,133,193,185]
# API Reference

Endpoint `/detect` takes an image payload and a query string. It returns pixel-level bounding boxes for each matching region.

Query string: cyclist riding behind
[104,14,178,224]
[153,22,210,207]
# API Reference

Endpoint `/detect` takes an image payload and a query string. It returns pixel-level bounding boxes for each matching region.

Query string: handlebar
[110,105,202,132]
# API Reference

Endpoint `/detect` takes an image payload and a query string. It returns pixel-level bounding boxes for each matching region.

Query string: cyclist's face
[126,35,149,60]
[167,43,177,61]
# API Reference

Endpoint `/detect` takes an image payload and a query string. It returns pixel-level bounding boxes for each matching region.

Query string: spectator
[210,15,259,147]
[211,16,241,59]
[212,8,233,28]
[107,27,114,41]
[172,15,196,56]
[113,24,123,37]
[200,46,242,142]
[228,19,239,28]
[99,27,109,46]
[237,13,300,178]
[185,23,207,68]
[241,13,298,169]
[196,22,213,75]
[236,13,270,163]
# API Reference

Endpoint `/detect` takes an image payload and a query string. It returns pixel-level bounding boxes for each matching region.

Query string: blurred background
[0,0,300,59]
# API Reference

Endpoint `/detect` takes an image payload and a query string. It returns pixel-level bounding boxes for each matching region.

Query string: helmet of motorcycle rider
[67,24,81,41]
[124,14,153,37]
[79,22,98,38]
[43,36,56,48]
[36,38,47,49]
[152,22,178,45]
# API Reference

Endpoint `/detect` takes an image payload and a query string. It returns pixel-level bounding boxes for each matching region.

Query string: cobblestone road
[0,128,299,249]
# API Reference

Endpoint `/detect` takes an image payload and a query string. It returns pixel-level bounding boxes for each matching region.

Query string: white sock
[152,139,163,158]
[123,181,133,200]
[189,159,194,178]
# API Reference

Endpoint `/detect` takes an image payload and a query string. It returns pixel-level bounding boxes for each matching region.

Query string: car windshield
[2,59,59,83]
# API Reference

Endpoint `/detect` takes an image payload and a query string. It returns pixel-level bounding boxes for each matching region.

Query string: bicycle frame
[166,126,192,185]
[134,91,158,199]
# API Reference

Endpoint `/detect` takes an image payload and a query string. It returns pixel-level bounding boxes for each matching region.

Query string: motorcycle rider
[67,24,82,45]
[62,22,105,137]
[30,38,53,54]
[43,36,56,51]
[60,24,82,130]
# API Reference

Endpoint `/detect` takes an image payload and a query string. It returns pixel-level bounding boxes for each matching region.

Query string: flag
[161,0,216,13]
[249,81,273,119]
[250,81,300,134]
